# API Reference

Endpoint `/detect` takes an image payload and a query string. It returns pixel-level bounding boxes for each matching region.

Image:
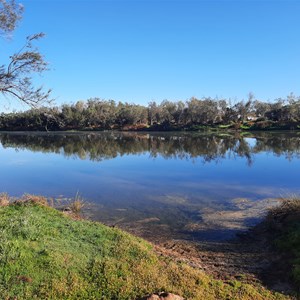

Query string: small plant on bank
[0,192,10,206]
[1,193,49,207]
[15,194,48,206]
[20,193,48,206]
[68,192,85,216]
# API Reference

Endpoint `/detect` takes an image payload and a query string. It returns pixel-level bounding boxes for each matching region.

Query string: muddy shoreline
[85,197,295,295]
[129,222,293,295]
[76,195,299,297]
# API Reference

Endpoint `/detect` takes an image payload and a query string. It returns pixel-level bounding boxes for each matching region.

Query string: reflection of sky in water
[1,133,300,240]
[1,144,300,202]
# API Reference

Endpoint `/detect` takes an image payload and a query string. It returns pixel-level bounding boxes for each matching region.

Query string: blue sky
[2,0,300,110]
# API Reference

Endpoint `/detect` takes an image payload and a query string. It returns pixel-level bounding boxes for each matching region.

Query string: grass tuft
[0,192,10,207]
[19,193,49,206]
[68,192,85,216]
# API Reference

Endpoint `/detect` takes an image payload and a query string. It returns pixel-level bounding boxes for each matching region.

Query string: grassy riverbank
[0,195,296,299]
[263,198,300,290]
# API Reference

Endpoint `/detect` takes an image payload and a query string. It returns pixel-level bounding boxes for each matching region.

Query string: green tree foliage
[1,94,300,131]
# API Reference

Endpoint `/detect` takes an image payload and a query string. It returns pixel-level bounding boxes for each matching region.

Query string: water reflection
[0,131,300,241]
[1,131,300,165]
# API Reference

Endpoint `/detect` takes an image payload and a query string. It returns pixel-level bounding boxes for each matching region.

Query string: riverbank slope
[0,195,292,299]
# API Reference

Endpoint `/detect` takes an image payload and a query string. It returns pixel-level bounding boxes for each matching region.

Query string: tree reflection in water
[1,131,300,166]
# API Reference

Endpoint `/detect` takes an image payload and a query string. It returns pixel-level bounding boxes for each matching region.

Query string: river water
[1,131,300,241]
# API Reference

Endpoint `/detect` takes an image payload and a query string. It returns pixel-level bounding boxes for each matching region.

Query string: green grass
[0,199,291,299]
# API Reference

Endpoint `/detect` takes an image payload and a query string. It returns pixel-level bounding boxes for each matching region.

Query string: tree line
[1,94,300,131]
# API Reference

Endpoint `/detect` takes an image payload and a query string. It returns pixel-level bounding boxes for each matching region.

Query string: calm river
[1,131,300,241]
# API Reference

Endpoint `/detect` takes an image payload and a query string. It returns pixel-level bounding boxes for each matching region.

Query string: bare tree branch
[0,1,52,107]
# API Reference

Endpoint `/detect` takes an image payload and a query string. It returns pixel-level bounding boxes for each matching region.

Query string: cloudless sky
[2,0,300,110]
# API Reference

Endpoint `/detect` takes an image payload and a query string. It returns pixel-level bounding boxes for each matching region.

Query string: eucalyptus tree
[285,93,300,122]
[148,101,160,125]
[159,100,177,125]
[86,98,118,128]
[0,0,51,107]
[252,100,271,119]
[116,102,147,126]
